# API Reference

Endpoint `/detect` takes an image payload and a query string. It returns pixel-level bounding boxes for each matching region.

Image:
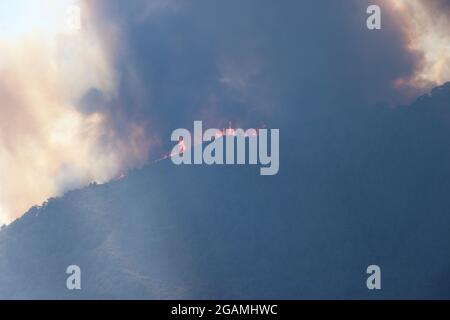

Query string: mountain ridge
[1,83,450,299]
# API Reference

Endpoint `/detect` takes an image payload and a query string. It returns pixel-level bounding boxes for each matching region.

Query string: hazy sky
[0,0,449,225]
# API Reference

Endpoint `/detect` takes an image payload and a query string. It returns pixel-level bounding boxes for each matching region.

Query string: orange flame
[154,122,262,163]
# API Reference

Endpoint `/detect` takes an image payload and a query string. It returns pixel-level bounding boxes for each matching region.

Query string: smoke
[1,0,449,225]
[383,0,450,92]
[0,1,150,224]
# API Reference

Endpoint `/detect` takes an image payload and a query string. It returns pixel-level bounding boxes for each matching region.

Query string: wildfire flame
[155,122,261,163]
